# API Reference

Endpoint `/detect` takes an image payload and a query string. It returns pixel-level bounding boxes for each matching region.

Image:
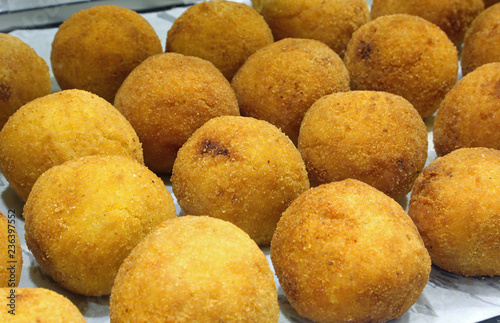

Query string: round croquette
[461,3,500,75]
[434,63,500,156]
[110,216,279,322]
[171,115,310,246]
[231,38,350,145]
[252,0,370,58]
[344,14,458,119]
[114,53,240,174]
[371,0,484,46]
[51,5,162,102]
[0,288,86,322]
[408,148,500,277]
[0,89,143,202]
[298,91,427,201]
[24,155,177,296]
[0,33,51,130]
[0,212,22,288]
[166,0,273,80]
[271,179,431,323]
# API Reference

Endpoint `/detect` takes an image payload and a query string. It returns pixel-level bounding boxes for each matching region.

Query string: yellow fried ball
[172,116,310,245]
[110,216,279,322]
[253,0,370,58]
[271,179,431,323]
[24,155,177,296]
[408,148,500,277]
[344,14,458,118]
[0,89,143,202]
[166,0,273,80]
[0,288,86,322]
[0,33,51,130]
[114,53,239,174]
[434,62,500,156]
[461,3,500,75]
[51,5,162,102]
[231,38,350,144]
[371,0,484,46]
[298,91,427,201]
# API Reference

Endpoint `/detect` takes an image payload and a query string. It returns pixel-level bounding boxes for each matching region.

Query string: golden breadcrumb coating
[166,0,273,80]
[253,0,370,58]
[298,91,427,201]
[344,14,458,118]
[51,5,162,102]
[461,3,500,75]
[271,179,431,323]
[408,148,500,277]
[0,33,51,129]
[114,53,239,174]
[24,155,177,296]
[172,115,309,245]
[371,0,484,46]
[434,63,500,156]
[110,216,279,322]
[0,89,143,202]
[232,38,350,144]
[0,288,86,322]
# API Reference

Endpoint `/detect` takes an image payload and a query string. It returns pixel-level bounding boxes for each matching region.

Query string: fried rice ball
[461,3,500,76]
[371,0,484,46]
[0,89,143,202]
[408,148,500,277]
[433,63,500,157]
[166,0,273,80]
[231,38,350,145]
[252,0,370,58]
[298,91,427,201]
[271,179,431,323]
[24,155,177,296]
[0,33,51,130]
[172,116,309,246]
[114,53,239,174]
[344,14,458,119]
[51,5,162,102]
[110,216,279,322]
[0,212,22,288]
[0,288,86,322]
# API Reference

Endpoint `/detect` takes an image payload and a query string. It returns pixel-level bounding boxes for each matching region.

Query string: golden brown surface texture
[371,0,484,46]
[253,0,370,58]
[0,212,22,288]
[298,91,427,200]
[114,53,239,174]
[434,62,500,157]
[461,3,500,76]
[0,89,143,202]
[51,5,162,102]
[24,155,177,296]
[344,14,458,118]
[110,216,279,322]
[271,179,431,323]
[172,115,310,246]
[0,33,51,130]
[166,0,273,80]
[408,148,500,277]
[0,288,86,322]
[231,38,350,145]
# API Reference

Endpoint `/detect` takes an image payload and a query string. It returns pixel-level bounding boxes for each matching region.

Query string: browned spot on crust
[0,84,11,101]
[358,40,371,59]
[199,138,229,156]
